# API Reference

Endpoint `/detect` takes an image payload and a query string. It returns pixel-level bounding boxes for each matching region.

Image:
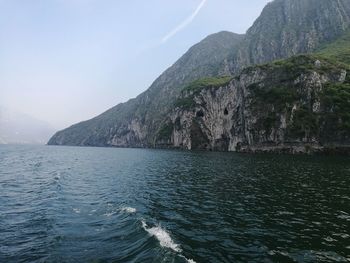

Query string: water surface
[0,145,349,262]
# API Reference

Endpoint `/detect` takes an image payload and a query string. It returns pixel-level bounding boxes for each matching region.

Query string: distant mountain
[49,0,350,153]
[0,107,55,144]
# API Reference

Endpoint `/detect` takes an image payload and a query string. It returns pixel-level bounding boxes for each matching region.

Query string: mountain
[49,0,350,153]
[0,107,55,144]
[48,31,244,146]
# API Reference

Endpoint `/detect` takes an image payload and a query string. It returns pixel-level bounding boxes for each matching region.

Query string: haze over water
[0,145,349,262]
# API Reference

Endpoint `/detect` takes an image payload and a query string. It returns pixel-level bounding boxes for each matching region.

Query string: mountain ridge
[48,31,244,146]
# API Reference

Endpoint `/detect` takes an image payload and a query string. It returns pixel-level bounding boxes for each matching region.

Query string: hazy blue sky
[0,0,271,129]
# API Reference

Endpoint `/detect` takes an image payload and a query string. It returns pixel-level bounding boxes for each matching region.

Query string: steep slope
[230,0,350,73]
[48,32,244,146]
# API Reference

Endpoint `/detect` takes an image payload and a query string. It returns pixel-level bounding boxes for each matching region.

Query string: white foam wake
[182,257,196,263]
[141,221,196,263]
[120,207,136,213]
[142,221,181,253]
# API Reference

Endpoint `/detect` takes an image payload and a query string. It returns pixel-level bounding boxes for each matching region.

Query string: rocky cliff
[155,55,350,153]
[48,0,350,153]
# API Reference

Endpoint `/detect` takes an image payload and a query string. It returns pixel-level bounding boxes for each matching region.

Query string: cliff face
[156,56,350,153]
[230,0,350,73]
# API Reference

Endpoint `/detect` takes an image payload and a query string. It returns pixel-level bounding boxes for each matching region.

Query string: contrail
[161,0,207,43]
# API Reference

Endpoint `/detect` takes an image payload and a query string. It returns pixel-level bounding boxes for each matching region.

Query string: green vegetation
[321,83,350,134]
[190,120,209,150]
[249,85,299,133]
[157,122,174,140]
[182,76,233,94]
[286,83,350,140]
[262,113,279,133]
[174,76,233,110]
[245,32,350,140]
[174,97,196,110]
[244,55,314,75]
[244,51,349,84]
[289,107,319,138]
[250,85,299,111]
[317,31,350,66]
[272,55,315,70]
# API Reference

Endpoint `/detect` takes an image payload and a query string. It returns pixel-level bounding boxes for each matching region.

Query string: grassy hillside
[317,31,350,66]
[182,76,233,94]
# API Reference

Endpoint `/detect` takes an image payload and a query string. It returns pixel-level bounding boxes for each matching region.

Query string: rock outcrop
[155,55,350,153]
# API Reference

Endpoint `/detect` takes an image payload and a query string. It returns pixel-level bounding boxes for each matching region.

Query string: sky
[0,0,271,130]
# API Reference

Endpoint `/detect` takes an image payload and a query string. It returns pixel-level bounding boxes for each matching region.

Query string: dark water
[0,145,350,263]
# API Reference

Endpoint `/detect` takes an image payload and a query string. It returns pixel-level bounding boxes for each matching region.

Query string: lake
[0,145,349,262]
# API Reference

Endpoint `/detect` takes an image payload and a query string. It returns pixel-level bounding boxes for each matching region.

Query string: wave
[53,171,61,180]
[141,220,196,263]
[142,220,181,252]
[181,256,196,263]
[103,212,116,217]
[102,206,136,217]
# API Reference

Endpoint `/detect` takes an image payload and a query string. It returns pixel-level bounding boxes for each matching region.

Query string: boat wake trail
[141,220,196,263]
